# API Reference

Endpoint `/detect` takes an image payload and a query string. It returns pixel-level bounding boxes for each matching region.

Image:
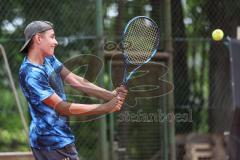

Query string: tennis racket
[121,16,160,85]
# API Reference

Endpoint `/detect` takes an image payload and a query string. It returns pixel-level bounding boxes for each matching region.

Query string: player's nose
[54,38,58,47]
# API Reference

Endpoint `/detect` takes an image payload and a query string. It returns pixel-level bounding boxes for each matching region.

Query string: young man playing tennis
[19,21,127,160]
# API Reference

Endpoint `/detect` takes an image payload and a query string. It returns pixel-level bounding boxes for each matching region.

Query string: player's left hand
[112,85,128,99]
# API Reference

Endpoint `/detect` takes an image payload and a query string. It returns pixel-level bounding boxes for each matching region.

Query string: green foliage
[0,89,29,151]
[184,0,208,37]
[104,0,150,38]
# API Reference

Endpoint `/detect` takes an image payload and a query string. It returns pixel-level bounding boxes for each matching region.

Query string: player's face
[39,29,58,56]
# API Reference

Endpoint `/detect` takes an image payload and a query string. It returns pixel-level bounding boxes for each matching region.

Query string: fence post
[96,1,109,160]
[164,0,176,160]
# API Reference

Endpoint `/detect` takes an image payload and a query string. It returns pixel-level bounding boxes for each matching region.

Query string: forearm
[61,67,114,101]
[74,76,114,101]
[43,92,123,116]
[56,101,108,116]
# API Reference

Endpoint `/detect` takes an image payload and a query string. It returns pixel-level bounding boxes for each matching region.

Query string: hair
[25,31,48,54]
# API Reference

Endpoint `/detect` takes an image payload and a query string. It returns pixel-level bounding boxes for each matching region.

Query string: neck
[27,48,45,65]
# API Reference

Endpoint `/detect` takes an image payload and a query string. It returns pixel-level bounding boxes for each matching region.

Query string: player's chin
[46,52,54,57]
[46,50,55,56]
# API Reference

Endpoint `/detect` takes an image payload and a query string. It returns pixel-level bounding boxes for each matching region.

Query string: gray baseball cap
[20,21,53,53]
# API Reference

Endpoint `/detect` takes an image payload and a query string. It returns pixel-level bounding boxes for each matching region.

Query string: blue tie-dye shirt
[19,55,74,150]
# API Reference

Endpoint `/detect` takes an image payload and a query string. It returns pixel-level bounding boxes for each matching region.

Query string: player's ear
[34,33,42,44]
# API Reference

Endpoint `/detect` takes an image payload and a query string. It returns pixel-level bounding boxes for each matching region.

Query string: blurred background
[1,0,240,160]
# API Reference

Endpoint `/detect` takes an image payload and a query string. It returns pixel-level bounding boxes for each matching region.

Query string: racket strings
[124,18,158,64]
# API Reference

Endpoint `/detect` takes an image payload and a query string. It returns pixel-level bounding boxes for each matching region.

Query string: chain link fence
[1,0,240,159]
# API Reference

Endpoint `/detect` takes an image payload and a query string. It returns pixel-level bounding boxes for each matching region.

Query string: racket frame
[121,16,160,85]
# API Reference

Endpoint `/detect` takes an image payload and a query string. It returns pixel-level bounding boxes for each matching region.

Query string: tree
[171,0,191,133]
[205,0,233,132]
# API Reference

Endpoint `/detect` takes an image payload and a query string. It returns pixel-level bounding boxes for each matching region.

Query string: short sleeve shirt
[19,55,74,150]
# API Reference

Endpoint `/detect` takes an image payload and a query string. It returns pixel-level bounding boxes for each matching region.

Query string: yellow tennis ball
[212,29,224,41]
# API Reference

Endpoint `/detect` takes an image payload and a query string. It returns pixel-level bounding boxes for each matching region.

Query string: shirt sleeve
[53,56,63,73]
[25,71,54,104]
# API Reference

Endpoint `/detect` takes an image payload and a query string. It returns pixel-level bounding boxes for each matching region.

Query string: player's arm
[43,93,124,116]
[60,66,127,101]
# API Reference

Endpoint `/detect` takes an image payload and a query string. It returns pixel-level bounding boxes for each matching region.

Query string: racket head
[121,16,160,65]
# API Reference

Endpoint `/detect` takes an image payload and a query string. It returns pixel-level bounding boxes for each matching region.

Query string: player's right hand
[103,94,125,113]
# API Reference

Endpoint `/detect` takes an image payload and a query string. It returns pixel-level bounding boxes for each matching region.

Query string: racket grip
[121,82,127,88]
[121,77,128,87]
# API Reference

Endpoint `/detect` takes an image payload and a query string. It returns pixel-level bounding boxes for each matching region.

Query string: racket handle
[121,81,128,87]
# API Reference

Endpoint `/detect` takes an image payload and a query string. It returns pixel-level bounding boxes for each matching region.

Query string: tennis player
[18,21,127,160]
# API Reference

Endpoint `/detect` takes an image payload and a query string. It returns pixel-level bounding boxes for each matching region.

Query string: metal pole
[164,0,173,52]
[109,112,115,160]
[96,0,109,160]
[164,0,176,160]
[0,45,29,138]
[162,81,169,160]
[158,1,169,160]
